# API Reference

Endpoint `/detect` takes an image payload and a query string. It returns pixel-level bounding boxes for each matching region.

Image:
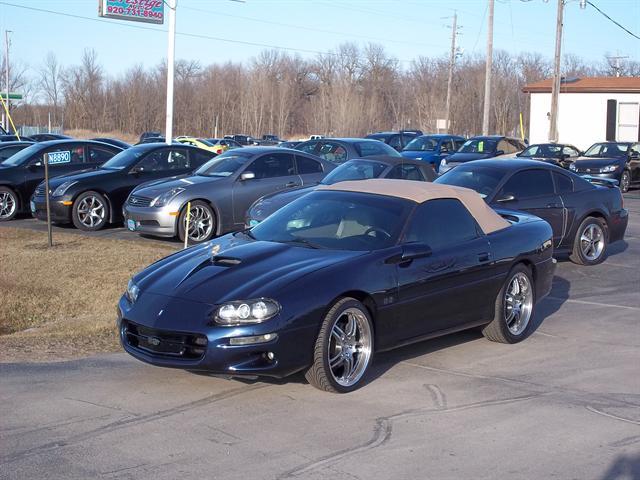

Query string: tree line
[7,43,640,139]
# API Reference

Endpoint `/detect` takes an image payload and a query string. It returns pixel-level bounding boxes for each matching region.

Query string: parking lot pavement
[2,197,640,480]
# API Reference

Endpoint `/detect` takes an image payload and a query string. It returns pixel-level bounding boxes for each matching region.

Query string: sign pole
[43,154,53,247]
[165,0,176,145]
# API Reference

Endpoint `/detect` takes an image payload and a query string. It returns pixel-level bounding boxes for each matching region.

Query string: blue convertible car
[118,179,555,393]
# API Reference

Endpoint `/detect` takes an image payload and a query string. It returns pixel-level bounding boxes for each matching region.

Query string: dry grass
[64,129,138,145]
[0,228,176,362]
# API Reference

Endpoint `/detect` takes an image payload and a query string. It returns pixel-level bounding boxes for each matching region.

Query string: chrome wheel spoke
[504,272,533,336]
[327,307,372,387]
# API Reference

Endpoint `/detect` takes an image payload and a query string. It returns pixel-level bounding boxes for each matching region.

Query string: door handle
[546,203,562,208]
[478,252,491,263]
[284,182,298,187]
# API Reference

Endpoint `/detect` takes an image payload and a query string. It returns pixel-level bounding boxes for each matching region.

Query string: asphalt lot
[2,194,640,480]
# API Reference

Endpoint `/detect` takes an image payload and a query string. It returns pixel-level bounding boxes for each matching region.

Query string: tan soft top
[317,179,510,234]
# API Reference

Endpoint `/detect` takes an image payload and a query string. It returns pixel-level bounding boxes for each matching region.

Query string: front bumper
[30,195,72,223]
[117,293,316,378]
[575,171,621,183]
[122,204,178,237]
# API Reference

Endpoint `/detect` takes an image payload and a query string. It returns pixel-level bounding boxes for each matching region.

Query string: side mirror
[240,171,256,181]
[515,151,522,157]
[496,194,516,203]
[129,166,143,175]
[386,243,432,264]
[28,162,42,171]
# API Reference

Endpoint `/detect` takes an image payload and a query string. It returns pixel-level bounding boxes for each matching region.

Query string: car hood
[133,174,225,197]
[446,152,496,163]
[400,151,439,160]
[47,168,118,188]
[136,233,365,304]
[573,157,623,167]
[0,163,16,171]
[251,185,316,219]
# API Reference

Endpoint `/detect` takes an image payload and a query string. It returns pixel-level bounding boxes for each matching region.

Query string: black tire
[0,186,19,221]
[72,191,110,231]
[569,216,608,266]
[305,297,374,393]
[620,170,631,193]
[177,200,216,244]
[482,264,535,344]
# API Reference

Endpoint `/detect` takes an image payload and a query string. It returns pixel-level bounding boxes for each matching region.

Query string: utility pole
[607,55,628,77]
[548,0,564,143]
[482,0,494,135]
[445,12,460,134]
[165,0,177,145]
[3,30,10,133]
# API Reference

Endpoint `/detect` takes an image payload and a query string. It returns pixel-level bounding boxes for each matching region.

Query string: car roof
[348,155,425,166]
[0,141,34,147]
[458,158,568,172]
[28,139,120,148]
[317,179,510,234]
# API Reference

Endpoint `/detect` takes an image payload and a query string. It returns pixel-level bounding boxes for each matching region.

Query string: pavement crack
[64,397,140,416]
[279,393,543,479]
[0,383,267,465]
[586,406,640,426]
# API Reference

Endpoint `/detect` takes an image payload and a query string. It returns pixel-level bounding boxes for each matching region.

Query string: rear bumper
[122,204,178,237]
[534,256,556,302]
[609,208,629,244]
[30,195,72,223]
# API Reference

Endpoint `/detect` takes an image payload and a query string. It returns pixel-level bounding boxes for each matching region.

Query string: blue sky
[0,0,638,75]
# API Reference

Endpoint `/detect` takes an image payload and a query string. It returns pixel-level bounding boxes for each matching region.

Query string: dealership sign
[99,0,164,24]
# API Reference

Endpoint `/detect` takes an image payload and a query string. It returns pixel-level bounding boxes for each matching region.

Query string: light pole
[165,0,177,145]
[482,0,494,135]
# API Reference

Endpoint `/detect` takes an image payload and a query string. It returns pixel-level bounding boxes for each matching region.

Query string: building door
[618,102,640,142]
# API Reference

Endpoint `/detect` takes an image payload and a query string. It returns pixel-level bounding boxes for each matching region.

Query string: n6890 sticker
[47,151,71,165]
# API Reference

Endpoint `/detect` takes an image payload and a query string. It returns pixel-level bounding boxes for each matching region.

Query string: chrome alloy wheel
[620,171,630,192]
[580,223,605,261]
[327,307,373,387]
[186,205,213,242]
[77,195,105,228]
[504,272,533,336]
[0,191,16,219]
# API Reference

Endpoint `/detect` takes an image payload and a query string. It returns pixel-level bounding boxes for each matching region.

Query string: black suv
[0,140,122,221]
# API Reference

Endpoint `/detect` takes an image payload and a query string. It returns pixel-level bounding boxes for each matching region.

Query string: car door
[117,147,190,207]
[492,169,565,247]
[295,154,326,185]
[551,171,577,248]
[231,152,299,225]
[629,144,640,182]
[391,199,494,344]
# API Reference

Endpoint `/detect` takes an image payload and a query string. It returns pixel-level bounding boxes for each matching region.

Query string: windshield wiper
[279,237,323,249]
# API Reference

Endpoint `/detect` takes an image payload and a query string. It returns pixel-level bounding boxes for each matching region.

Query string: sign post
[165,0,176,145]
[43,153,53,248]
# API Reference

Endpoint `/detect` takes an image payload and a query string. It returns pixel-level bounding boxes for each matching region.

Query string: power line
[0,1,413,62]
[181,5,448,50]
[583,1,640,41]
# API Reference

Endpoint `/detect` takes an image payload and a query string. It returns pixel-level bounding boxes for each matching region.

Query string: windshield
[519,144,562,158]
[1,143,43,166]
[321,160,387,185]
[583,143,628,158]
[195,152,250,177]
[403,136,438,152]
[0,145,31,163]
[435,165,505,198]
[250,190,411,251]
[100,148,145,170]
[459,139,497,154]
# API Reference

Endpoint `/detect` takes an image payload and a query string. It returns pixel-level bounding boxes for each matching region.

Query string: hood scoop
[212,256,242,267]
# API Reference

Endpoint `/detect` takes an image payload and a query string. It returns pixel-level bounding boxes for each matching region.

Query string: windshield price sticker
[47,151,71,165]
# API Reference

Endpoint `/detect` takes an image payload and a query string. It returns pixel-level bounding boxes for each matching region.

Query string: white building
[523,77,640,151]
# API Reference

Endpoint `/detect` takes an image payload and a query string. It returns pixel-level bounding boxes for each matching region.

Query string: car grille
[122,320,207,360]
[576,168,599,174]
[128,195,152,207]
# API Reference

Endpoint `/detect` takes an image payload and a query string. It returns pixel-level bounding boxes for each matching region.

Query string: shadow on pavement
[600,453,640,480]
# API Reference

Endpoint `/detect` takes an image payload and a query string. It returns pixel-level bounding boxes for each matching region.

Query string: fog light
[229,333,277,346]
[266,352,274,361]
[193,336,207,346]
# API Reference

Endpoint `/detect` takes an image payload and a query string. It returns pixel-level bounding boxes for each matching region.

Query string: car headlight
[214,298,280,325]
[600,164,618,173]
[569,164,577,171]
[125,279,140,304]
[150,187,185,208]
[414,157,422,161]
[52,181,77,197]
